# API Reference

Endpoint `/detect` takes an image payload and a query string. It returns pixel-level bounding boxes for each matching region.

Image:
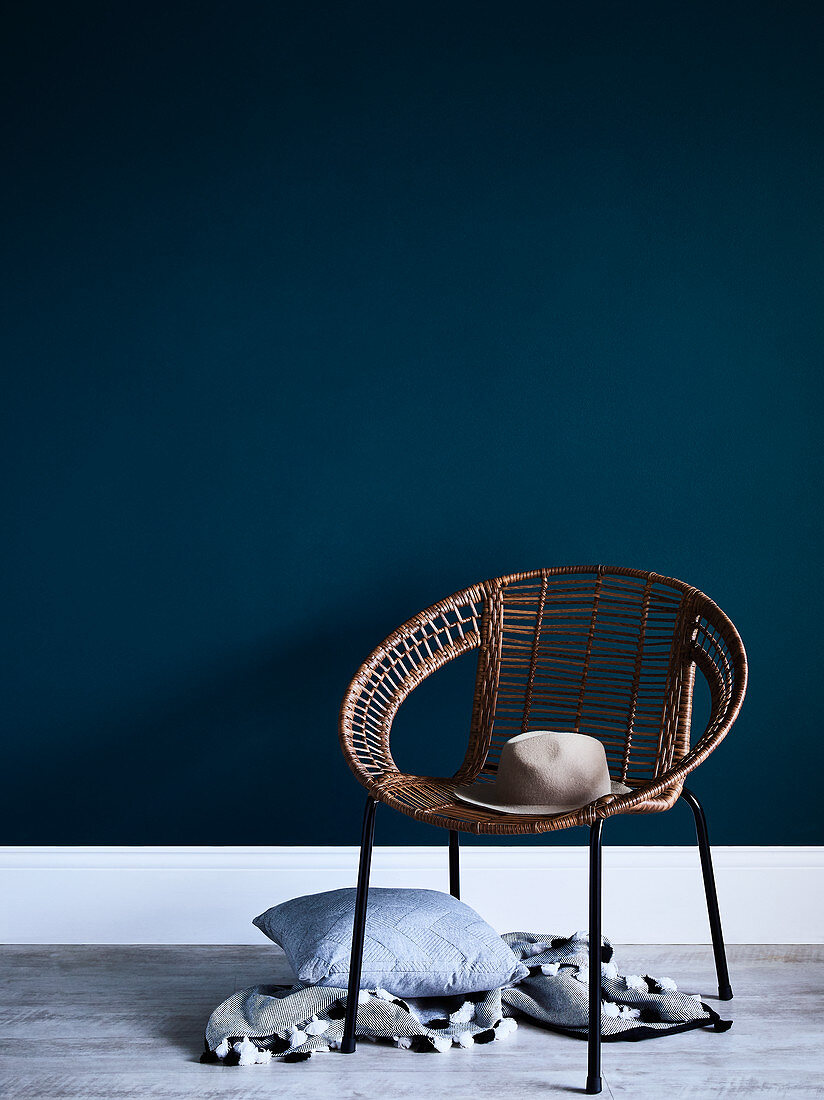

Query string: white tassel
[602,1001,621,1019]
[214,1038,230,1059]
[540,962,560,976]
[450,1000,475,1023]
[657,976,678,992]
[495,1017,518,1038]
[454,1031,475,1048]
[601,960,619,980]
[395,1036,413,1049]
[233,1037,266,1066]
[357,990,372,1004]
[430,1034,452,1053]
[625,974,647,991]
[305,1016,330,1035]
[286,1025,308,1048]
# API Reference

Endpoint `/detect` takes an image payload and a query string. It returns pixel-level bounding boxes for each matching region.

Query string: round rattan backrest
[340,566,746,797]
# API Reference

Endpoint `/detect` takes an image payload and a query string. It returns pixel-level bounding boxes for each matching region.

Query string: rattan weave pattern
[339,566,746,835]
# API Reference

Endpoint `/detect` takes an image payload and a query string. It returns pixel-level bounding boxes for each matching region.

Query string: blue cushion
[253,887,530,998]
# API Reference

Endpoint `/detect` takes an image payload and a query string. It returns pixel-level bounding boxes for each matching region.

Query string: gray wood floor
[0,944,821,1099]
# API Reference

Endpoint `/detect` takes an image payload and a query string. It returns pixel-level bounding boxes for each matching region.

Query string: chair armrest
[339,584,487,793]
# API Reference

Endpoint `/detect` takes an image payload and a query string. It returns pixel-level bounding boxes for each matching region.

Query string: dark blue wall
[2,2,821,847]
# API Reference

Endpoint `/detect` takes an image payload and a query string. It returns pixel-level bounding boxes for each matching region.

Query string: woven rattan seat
[366,774,689,833]
[340,565,746,835]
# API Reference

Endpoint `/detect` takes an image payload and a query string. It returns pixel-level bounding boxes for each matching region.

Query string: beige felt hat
[453,730,628,815]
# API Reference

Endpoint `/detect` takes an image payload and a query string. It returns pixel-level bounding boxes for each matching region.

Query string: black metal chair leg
[586,818,603,1095]
[681,787,733,1000]
[341,796,378,1053]
[449,830,460,899]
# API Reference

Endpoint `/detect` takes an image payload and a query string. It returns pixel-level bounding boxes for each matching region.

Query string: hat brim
[452,779,631,817]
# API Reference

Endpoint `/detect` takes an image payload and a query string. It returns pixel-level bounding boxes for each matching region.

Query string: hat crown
[497,729,569,777]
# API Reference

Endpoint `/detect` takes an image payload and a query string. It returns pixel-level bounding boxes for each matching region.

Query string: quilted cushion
[253,887,530,998]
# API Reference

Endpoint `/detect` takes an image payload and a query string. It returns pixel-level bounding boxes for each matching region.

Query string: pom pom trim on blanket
[201,931,731,1065]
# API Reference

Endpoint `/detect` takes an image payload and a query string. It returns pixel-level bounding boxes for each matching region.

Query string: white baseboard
[1,846,821,945]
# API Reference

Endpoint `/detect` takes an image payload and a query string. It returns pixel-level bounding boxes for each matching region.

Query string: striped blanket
[202,930,731,1065]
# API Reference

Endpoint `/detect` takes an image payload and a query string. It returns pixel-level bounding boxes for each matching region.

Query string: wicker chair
[338,566,747,1094]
